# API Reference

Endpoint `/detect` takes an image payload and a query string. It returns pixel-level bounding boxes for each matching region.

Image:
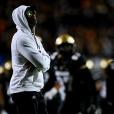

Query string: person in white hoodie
[9,5,50,114]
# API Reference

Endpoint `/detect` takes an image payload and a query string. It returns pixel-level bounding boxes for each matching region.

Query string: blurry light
[86,60,94,69]
[0,66,4,74]
[100,59,108,69]
[4,61,12,70]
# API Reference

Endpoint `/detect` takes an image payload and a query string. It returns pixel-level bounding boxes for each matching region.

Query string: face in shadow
[25,6,37,29]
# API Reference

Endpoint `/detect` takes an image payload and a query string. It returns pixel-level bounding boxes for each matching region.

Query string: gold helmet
[55,34,75,46]
[55,34,76,56]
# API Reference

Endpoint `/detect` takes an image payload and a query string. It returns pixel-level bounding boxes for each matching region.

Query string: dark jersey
[42,51,96,114]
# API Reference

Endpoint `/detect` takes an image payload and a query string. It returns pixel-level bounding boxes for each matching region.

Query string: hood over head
[12,5,31,32]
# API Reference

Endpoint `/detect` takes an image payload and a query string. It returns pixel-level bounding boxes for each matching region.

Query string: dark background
[0,0,114,59]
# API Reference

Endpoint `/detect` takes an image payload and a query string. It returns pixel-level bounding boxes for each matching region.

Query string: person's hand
[44,88,57,100]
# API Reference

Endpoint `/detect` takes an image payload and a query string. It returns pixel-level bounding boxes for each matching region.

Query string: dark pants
[11,91,48,114]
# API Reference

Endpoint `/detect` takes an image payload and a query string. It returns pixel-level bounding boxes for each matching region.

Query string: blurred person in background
[42,34,96,114]
[87,57,113,114]
[9,5,50,114]
[0,83,8,114]
[0,60,12,114]
[102,59,113,114]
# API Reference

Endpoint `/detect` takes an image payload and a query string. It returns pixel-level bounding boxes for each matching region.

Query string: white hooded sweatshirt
[9,5,50,94]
